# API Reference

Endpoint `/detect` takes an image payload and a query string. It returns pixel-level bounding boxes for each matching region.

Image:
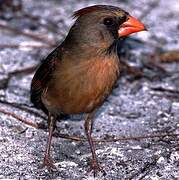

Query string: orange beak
[118,15,147,37]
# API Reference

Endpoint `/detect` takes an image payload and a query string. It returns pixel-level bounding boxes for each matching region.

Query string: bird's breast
[42,55,120,114]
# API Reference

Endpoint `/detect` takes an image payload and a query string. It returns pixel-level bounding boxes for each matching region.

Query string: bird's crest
[73,5,122,18]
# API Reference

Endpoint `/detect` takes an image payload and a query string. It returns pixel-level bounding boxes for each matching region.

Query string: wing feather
[30,47,60,112]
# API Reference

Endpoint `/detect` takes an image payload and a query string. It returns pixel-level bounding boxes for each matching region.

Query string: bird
[30,5,146,176]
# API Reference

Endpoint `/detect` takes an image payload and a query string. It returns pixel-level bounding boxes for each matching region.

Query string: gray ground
[0,0,179,179]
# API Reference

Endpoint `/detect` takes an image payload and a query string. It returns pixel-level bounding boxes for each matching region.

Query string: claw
[90,159,105,177]
[40,156,57,171]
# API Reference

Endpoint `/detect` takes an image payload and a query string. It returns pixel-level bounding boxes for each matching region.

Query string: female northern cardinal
[31,5,146,176]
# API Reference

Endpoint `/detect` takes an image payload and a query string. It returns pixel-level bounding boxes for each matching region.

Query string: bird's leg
[41,112,57,171]
[84,112,102,177]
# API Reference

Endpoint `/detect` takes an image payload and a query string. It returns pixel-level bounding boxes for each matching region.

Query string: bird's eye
[103,18,114,26]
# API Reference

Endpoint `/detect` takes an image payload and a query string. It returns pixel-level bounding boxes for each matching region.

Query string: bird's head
[65,5,146,54]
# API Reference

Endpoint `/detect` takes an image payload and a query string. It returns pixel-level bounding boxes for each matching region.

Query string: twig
[0,22,55,46]
[0,107,178,143]
[1,65,38,89]
[53,132,179,142]
[129,153,160,179]
[159,50,179,63]
[9,66,37,76]
[0,99,46,120]
[151,86,179,94]
[143,59,167,74]
[0,108,41,128]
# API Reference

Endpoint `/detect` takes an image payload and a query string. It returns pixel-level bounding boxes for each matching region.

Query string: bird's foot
[89,159,105,177]
[40,156,57,172]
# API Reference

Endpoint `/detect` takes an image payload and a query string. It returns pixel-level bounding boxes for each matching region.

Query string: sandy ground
[0,0,179,179]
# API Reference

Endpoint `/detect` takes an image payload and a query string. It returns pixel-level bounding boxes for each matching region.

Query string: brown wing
[30,47,60,112]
